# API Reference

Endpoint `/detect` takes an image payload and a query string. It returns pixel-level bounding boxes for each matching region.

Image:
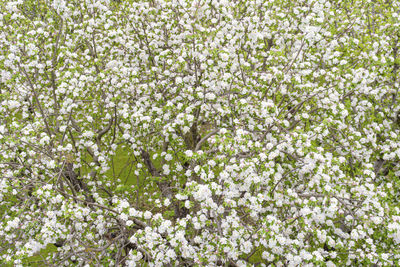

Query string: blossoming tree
[1,0,400,266]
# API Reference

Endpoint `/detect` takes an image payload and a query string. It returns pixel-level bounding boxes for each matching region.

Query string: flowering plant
[1,0,400,266]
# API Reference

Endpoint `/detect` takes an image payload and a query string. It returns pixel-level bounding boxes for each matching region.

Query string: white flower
[241,241,252,254]
[176,194,187,200]
[220,53,229,61]
[163,164,170,175]
[325,184,332,192]
[372,216,382,224]
[176,164,183,171]
[143,211,152,220]
[193,184,211,201]
[46,160,56,169]
[185,150,193,157]
[208,160,216,167]
[130,236,137,244]
[166,249,176,259]
[165,154,173,161]
[205,93,216,100]
[40,135,51,145]
[300,250,313,261]
[351,230,359,240]
[164,199,171,206]
[119,213,128,221]
[300,207,312,216]
[185,200,191,209]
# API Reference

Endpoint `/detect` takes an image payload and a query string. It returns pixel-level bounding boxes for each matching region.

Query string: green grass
[21,245,58,266]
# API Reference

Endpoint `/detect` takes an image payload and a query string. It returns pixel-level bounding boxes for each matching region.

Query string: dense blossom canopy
[1,0,400,266]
